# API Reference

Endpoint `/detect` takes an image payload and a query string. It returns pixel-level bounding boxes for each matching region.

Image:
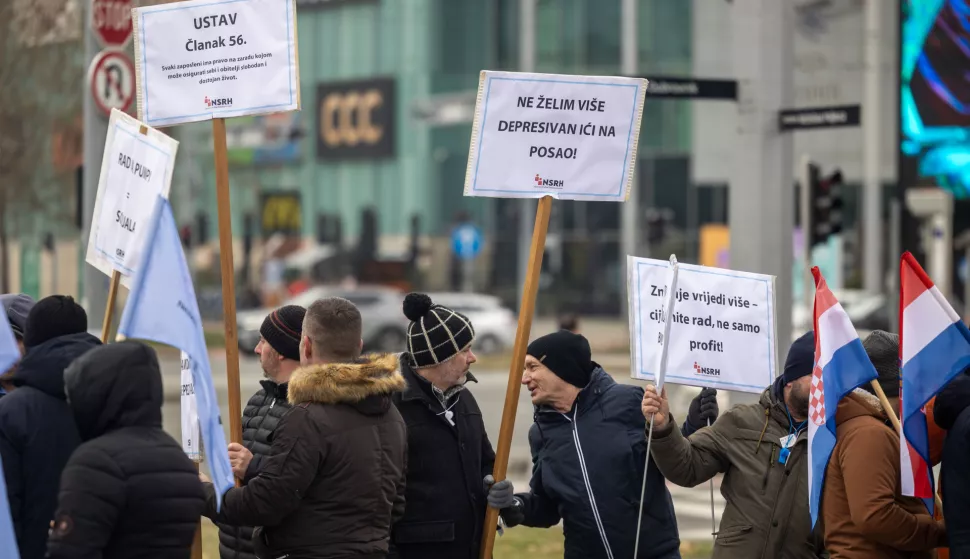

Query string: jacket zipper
[564,409,615,559]
[270,397,276,410]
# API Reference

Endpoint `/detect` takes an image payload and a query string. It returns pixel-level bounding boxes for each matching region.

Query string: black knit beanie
[782,331,815,386]
[862,330,900,398]
[403,293,475,369]
[23,295,88,349]
[526,330,595,388]
[259,305,306,362]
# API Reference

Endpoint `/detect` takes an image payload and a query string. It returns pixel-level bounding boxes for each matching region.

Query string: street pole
[862,0,883,294]
[82,0,109,326]
[620,0,640,320]
[516,0,536,314]
[799,155,813,321]
[731,0,794,383]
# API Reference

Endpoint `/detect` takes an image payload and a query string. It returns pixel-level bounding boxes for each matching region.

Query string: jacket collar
[259,379,288,401]
[835,389,888,425]
[287,353,406,406]
[535,366,612,420]
[399,353,478,405]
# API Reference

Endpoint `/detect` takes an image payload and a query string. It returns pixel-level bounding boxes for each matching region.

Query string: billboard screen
[901,0,970,199]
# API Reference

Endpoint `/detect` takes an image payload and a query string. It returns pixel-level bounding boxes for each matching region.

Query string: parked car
[426,292,517,354]
[236,285,410,356]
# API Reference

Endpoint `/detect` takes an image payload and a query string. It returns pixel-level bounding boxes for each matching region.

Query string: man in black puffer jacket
[390,293,496,559]
[46,341,205,558]
[218,305,305,559]
[492,330,716,559]
[0,295,100,558]
[934,368,970,558]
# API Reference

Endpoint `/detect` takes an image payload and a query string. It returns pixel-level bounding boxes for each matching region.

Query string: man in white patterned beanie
[389,293,498,559]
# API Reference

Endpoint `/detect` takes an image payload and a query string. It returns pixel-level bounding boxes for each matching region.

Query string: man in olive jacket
[642,331,826,559]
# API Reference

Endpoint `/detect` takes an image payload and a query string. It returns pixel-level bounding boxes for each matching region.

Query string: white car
[426,292,517,354]
[236,285,410,355]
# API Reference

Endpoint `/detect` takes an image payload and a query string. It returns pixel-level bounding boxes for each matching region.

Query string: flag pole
[100,270,122,344]
[479,195,552,559]
[867,372,943,512]
[211,117,244,460]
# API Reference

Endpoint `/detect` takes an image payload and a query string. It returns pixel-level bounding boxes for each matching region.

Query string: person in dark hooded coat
[45,341,205,558]
[0,295,100,558]
[934,369,970,558]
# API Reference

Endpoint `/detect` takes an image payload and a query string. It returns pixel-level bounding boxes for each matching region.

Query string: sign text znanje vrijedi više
[463,70,647,202]
[132,0,300,127]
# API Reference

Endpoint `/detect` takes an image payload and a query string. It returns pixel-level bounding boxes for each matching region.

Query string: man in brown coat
[202,297,408,559]
[821,330,947,559]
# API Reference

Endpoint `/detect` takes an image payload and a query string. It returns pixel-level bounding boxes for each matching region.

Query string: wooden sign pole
[479,195,553,559]
[211,117,244,456]
[100,270,122,344]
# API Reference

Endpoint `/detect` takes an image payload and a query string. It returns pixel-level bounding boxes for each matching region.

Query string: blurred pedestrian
[558,313,580,334]
[389,293,496,559]
[641,331,824,558]
[46,342,205,558]
[0,295,100,558]
[934,369,970,558]
[494,330,713,559]
[0,293,34,397]
[203,297,407,559]
[217,304,305,559]
[821,330,946,558]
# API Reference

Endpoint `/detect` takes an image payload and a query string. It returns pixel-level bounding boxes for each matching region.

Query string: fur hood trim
[288,353,406,405]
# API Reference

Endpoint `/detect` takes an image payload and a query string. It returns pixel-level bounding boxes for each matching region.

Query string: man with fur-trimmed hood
[389,293,497,559]
[202,296,408,559]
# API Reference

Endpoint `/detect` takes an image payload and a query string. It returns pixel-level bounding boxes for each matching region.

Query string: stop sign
[91,0,133,48]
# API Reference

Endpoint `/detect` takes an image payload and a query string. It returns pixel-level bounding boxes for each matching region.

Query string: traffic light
[809,166,843,248]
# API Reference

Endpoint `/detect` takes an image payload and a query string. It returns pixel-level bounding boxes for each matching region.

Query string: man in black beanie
[488,330,716,559]
[217,304,305,559]
[389,292,497,559]
[641,330,825,558]
[0,294,101,557]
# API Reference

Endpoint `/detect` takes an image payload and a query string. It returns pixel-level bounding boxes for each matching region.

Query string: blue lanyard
[779,404,806,465]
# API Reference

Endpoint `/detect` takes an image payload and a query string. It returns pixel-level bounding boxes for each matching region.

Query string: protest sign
[628,256,778,394]
[464,70,647,201]
[180,352,202,461]
[132,0,300,127]
[86,108,177,286]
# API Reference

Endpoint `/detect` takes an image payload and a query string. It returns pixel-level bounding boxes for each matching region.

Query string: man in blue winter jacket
[486,330,719,559]
[0,295,101,558]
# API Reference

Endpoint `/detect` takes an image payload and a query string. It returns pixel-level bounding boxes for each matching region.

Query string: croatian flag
[807,267,878,527]
[899,252,970,503]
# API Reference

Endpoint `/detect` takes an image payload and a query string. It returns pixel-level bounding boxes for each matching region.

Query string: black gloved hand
[484,475,525,528]
[687,387,719,429]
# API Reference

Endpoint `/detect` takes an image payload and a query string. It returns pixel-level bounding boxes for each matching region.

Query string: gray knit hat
[862,330,900,398]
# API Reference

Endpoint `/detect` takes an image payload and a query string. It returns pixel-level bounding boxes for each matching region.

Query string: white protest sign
[85,108,177,286]
[628,256,778,394]
[651,255,680,393]
[132,0,300,127]
[464,70,647,202]
[180,352,201,461]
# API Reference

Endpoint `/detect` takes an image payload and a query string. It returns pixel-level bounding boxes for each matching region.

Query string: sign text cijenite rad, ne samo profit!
[132,0,300,126]
[464,71,646,202]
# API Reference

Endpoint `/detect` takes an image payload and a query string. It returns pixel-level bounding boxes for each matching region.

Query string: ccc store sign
[316,77,395,160]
